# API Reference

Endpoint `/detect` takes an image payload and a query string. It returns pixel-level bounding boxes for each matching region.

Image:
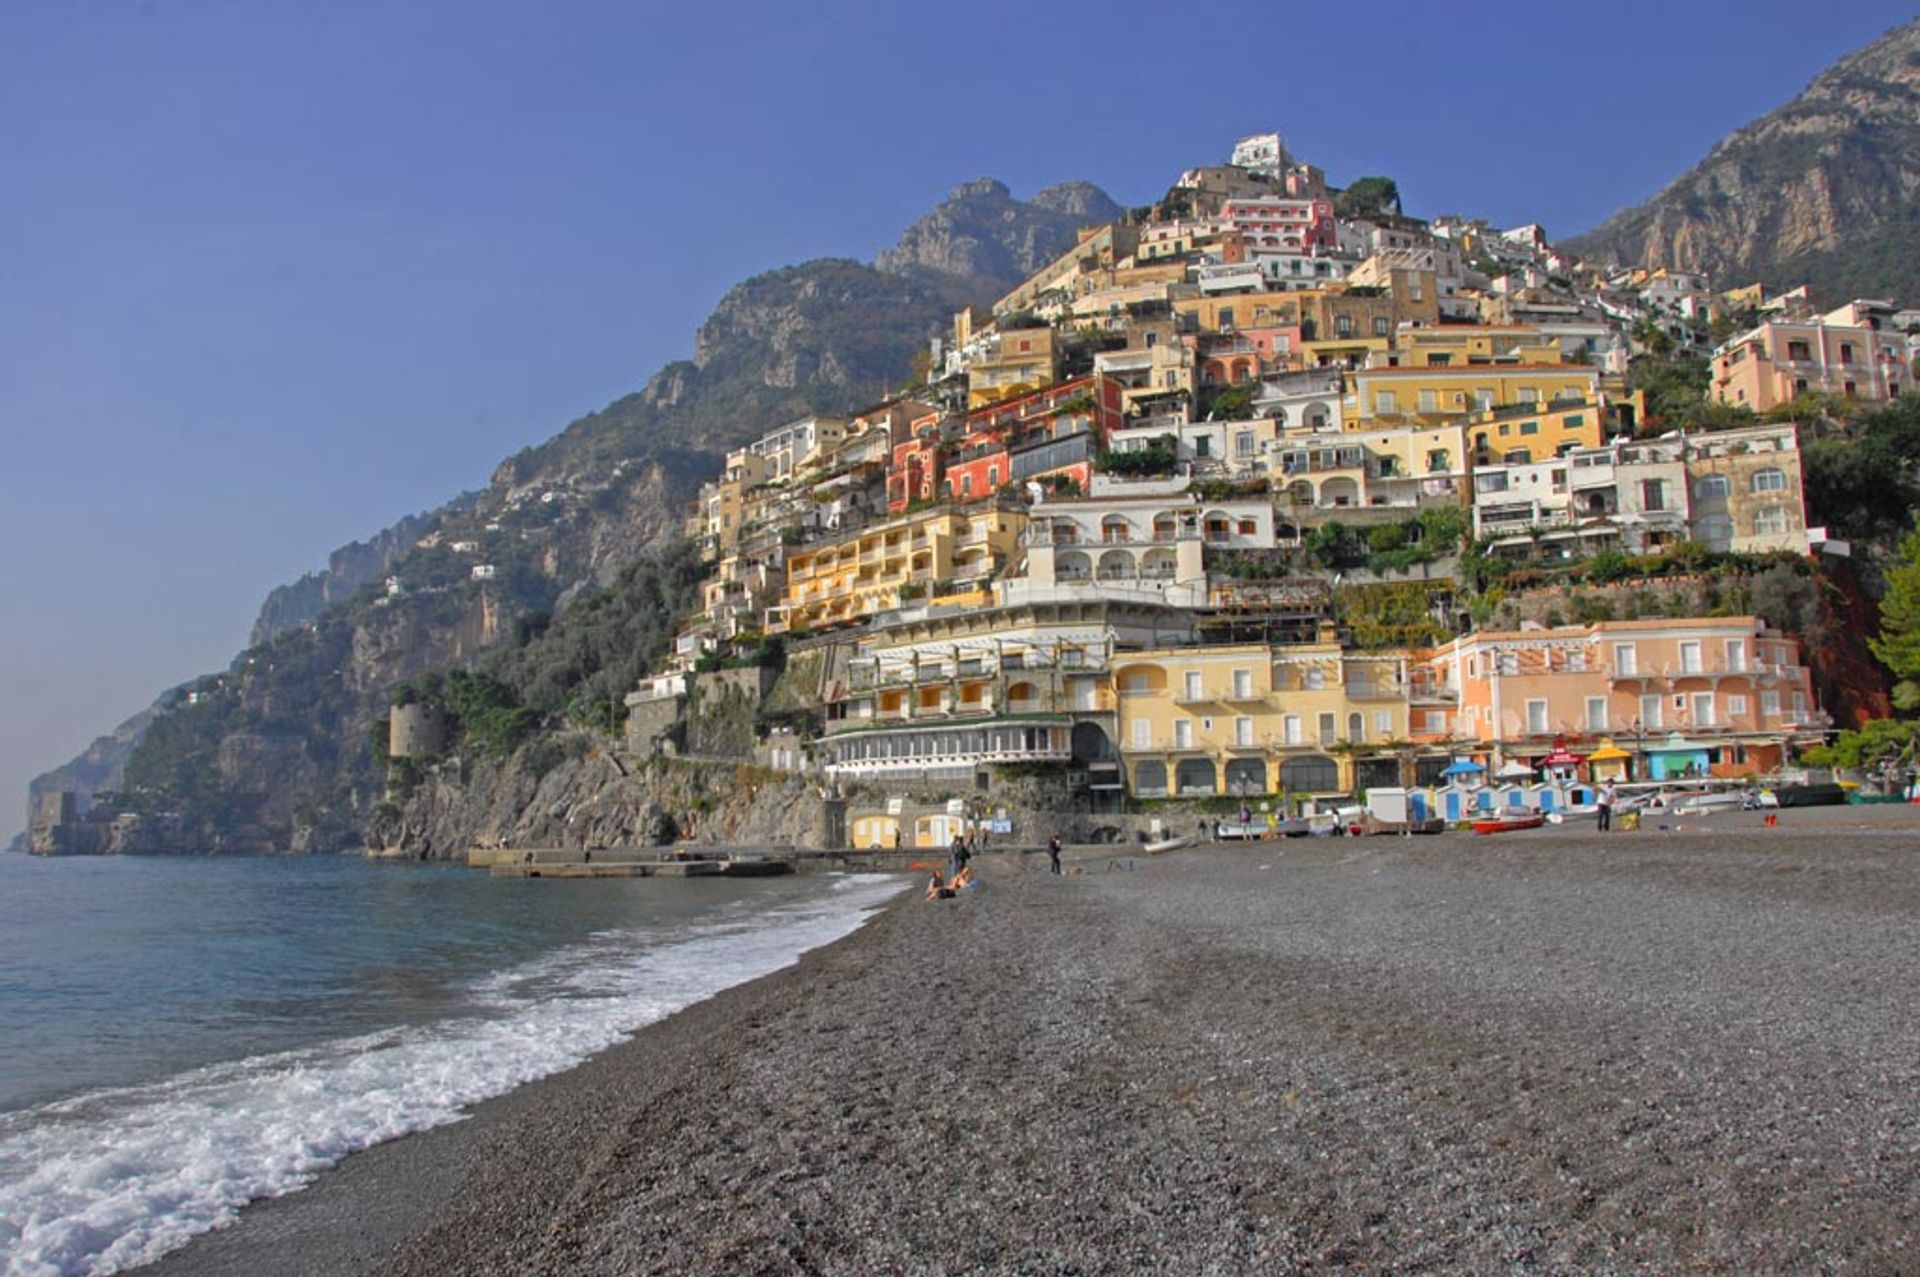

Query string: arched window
[1102,515,1130,544]
[1152,513,1178,542]
[1224,758,1267,794]
[1696,513,1734,552]
[1750,468,1787,493]
[1132,760,1168,796]
[1693,474,1730,500]
[1280,755,1340,793]
[1348,711,1365,742]
[1175,758,1218,795]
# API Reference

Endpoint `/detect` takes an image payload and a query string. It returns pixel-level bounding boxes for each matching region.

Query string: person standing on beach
[1597,780,1617,832]
[1047,834,1062,875]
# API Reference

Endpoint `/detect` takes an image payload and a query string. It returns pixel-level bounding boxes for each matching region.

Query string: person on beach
[1048,834,1063,875]
[1598,780,1617,832]
[925,871,954,901]
[948,835,966,879]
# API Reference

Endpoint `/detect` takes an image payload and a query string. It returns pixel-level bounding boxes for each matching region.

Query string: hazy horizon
[4,0,1911,841]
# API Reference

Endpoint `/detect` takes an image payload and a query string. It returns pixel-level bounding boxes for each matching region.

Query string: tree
[1334,176,1401,220]
[1872,530,1920,712]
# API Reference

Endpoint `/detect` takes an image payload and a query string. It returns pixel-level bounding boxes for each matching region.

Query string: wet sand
[141,809,1920,1274]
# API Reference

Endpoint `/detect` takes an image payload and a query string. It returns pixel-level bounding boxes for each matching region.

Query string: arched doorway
[1071,722,1114,763]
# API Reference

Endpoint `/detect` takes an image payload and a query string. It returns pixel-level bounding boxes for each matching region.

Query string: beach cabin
[1587,740,1632,783]
[1439,759,1486,822]
[1645,734,1711,781]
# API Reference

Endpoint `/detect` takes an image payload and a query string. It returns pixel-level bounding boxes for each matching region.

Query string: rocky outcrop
[1565,19,1920,302]
[369,741,829,860]
[10,703,161,853]
[876,178,1124,286]
[250,502,473,645]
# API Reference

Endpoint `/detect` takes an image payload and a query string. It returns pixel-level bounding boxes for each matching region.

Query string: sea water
[0,853,901,1276]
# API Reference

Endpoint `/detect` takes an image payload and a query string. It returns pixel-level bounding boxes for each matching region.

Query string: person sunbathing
[950,865,975,892]
[925,871,955,901]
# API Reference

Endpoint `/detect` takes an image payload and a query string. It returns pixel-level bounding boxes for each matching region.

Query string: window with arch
[1280,755,1340,792]
[1750,468,1787,493]
[1693,474,1730,500]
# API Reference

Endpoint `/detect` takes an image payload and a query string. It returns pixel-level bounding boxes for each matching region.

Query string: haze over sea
[0,854,899,1276]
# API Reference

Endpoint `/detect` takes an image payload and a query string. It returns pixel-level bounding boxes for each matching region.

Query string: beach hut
[1439,759,1485,822]
[1645,733,1711,781]
[1587,739,1632,783]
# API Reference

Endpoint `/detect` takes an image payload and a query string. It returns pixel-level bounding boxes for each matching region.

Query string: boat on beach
[1471,808,1547,834]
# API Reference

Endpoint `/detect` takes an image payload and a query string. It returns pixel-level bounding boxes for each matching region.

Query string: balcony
[1346,681,1409,701]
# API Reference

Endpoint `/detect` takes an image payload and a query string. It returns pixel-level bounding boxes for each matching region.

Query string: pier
[468,845,947,878]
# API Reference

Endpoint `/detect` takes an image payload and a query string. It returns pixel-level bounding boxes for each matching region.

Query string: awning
[1646,734,1709,753]
[1540,749,1585,767]
[1440,759,1486,777]
[1495,760,1536,779]
[1587,740,1631,762]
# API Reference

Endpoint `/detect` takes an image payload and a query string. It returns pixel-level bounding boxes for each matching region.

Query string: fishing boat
[1471,807,1547,834]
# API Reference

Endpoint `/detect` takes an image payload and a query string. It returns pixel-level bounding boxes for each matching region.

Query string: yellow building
[1114,640,1410,799]
[1271,421,1471,520]
[1464,398,1610,464]
[1346,364,1603,429]
[770,504,1027,633]
[1386,324,1564,368]
[968,328,1060,407]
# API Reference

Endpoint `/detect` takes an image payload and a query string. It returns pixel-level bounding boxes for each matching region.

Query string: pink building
[1220,196,1336,254]
[1711,301,1910,412]
[1415,617,1827,780]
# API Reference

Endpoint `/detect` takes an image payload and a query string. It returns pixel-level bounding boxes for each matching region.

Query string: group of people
[925,832,1064,901]
[925,863,975,900]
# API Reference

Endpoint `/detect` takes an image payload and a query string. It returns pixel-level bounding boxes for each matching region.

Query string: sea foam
[0,874,901,1277]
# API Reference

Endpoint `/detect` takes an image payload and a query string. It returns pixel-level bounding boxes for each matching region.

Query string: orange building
[1417,617,1827,780]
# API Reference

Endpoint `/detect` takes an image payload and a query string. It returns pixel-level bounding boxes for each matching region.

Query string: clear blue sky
[2,0,1913,839]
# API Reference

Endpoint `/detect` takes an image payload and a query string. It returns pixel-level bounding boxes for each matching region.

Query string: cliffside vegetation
[390,541,707,761]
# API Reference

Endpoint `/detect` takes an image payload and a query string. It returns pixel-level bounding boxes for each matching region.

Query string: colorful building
[770,503,1026,634]
[1711,302,1911,412]
[1420,618,1827,779]
[1114,639,1410,799]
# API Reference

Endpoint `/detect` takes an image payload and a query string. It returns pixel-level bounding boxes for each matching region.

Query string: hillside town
[606,133,1920,845]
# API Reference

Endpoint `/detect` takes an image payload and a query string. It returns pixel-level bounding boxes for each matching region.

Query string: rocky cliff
[368,742,830,859]
[250,502,474,645]
[1564,20,1920,303]
[876,178,1125,287]
[23,178,1118,852]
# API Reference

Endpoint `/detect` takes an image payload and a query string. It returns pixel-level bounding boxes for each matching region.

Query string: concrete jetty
[469,845,957,879]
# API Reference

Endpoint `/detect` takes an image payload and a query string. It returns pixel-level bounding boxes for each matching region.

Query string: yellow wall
[1349,366,1603,427]
[775,507,1026,632]
[1114,643,1406,796]
[1464,399,1609,463]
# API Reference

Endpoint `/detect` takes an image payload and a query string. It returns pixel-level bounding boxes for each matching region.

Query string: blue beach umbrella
[1439,759,1486,778]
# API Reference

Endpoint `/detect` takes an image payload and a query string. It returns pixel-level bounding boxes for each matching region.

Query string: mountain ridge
[1564,19,1920,302]
[15,178,1121,850]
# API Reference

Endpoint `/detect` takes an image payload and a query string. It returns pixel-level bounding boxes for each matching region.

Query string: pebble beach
[140,809,1920,1275]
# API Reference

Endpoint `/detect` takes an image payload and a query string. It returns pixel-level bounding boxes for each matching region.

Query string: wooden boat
[1471,808,1547,834]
